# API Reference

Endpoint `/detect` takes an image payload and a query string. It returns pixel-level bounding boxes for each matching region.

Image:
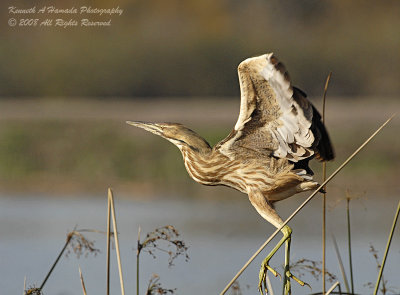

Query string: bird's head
[127,121,211,153]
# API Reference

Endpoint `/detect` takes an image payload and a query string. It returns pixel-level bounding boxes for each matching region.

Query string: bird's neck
[180,146,225,185]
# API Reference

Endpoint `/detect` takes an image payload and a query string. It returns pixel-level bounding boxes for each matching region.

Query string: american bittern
[127,53,334,295]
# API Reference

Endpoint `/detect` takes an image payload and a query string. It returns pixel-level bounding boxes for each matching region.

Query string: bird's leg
[258,225,308,295]
[283,234,291,295]
[258,225,290,295]
[282,228,308,295]
[248,191,303,294]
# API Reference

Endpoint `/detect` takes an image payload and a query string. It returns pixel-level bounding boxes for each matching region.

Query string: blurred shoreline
[0,96,398,123]
[0,97,399,198]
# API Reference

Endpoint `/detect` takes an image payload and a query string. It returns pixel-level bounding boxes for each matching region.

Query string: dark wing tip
[311,105,335,162]
[292,87,334,162]
[269,54,292,85]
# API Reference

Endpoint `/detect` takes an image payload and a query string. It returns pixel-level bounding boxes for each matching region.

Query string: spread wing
[219,53,334,162]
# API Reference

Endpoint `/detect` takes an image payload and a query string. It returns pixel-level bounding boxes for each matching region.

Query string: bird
[127,53,334,295]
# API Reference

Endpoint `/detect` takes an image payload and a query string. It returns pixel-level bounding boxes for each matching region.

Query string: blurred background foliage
[1,0,399,97]
[0,0,399,196]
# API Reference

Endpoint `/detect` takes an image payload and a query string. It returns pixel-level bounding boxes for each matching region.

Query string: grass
[373,201,400,295]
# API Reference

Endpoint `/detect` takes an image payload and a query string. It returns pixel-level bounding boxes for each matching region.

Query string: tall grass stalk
[108,188,125,295]
[137,226,141,295]
[373,201,400,295]
[219,114,395,295]
[266,273,274,295]
[106,190,112,295]
[332,235,350,293]
[79,266,88,295]
[325,281,340,295]
[39,231,73,290]
[321,71,332,295]
[346,197,354,294]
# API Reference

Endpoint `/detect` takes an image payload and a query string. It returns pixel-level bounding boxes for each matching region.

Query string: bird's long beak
[126,121,164,136]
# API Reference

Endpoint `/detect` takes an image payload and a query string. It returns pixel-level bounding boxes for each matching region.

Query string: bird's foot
[258,258,281,295]
[283,270,311,295]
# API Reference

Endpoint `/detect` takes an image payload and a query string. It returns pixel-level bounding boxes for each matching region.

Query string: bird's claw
[259,266,309,295]
[258,260,281,295]
[284,270,310,292]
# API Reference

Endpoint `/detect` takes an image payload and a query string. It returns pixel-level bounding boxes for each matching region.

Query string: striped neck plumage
[180,146,223,185]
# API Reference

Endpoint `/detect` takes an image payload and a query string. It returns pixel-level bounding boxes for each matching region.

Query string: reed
[326,281,340,295]
[79,266,88,295]
[39,231,73,290]
[137,226,141,295]
[346,196,354,294]
[106,189,112,295]
[373,201,400,295]
[331,235,350,293]
[108,188,126,295]
[321,71,332,295]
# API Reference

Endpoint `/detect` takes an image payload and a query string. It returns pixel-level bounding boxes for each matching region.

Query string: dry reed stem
[265,273,274,295]
[346,197,354,294]
[325,281,340,295]
[331,235,350,293]
[322,71,332,295]
[39,231,73,290]
[137,226,141,295]
[79,266,88,295]
[373,201,400,295]
[219,114,395,295]
[106,190,111,295]
[108,188,125,295]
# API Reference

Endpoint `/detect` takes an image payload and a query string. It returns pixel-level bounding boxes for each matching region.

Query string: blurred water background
[1,193,399,295]
[1,0,399,294]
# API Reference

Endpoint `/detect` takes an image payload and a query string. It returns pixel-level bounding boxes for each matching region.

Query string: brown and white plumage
[220,53,333,164]
[127,53,334,295]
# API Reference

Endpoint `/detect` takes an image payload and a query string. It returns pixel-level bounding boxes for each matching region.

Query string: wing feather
[219,53,334,162]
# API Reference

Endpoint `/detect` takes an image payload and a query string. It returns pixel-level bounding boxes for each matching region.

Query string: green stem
[373,201,400,295]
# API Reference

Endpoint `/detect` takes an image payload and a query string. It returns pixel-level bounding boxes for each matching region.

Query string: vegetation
[0,99,398,196]
[24,191,189,295]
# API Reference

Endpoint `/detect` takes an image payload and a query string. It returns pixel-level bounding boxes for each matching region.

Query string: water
[1,193,399,295]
